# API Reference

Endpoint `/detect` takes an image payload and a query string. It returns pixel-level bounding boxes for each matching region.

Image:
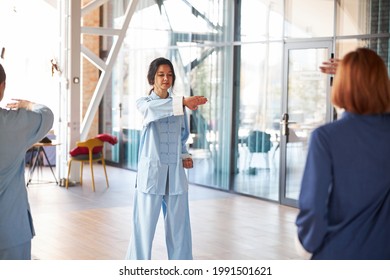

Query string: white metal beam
[81,45,106,72]
[67,0,82,182]
[81,26,121,36]
[81,0,109,16]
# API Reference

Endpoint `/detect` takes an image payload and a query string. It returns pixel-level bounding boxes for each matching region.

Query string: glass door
[280,41,333,207]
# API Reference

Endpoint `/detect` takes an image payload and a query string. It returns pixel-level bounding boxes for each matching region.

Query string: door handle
[280,113,296,136]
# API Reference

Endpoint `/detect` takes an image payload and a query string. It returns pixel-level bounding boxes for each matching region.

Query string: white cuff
[181,153,192,159]
[172,95,184,116]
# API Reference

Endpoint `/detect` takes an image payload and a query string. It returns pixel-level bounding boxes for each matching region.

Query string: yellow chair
[66,138,109,191]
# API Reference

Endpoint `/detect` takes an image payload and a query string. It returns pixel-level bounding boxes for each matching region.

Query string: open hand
[319,58,340,75]
[6,99,35,110]
[183,96,208,110]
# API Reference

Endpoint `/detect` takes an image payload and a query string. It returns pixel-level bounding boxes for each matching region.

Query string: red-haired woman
[296,48,390,259]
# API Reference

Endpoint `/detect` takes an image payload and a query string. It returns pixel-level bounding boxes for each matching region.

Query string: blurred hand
[182,158,193,169]
[319,58,340,75]
[6,99,35,110]
[183,96,208,111]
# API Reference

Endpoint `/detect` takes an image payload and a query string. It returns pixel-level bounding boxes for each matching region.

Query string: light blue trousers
[126,189,193,260]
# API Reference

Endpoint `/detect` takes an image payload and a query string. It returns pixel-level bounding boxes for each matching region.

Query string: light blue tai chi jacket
[136,91,190,195]
[0,104,54,251]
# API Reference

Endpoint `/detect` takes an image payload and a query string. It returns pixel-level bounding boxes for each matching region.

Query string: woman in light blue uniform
[0,64,54,259]
[126,57,207,260]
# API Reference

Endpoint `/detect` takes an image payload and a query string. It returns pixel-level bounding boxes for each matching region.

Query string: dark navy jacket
[296,111,390,259]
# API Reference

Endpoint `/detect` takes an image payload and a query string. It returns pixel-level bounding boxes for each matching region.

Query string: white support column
[67,0,82,183]
[57,0,69,184]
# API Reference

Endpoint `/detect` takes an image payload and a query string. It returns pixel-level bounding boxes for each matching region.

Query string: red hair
[332,48,390,114]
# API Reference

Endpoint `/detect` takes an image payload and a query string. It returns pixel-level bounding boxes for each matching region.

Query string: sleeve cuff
[31,103,45,111]
[172,95,184,116]
[181,153,192,159]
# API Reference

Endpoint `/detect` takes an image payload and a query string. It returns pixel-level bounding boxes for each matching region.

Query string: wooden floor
[27,165,305,260]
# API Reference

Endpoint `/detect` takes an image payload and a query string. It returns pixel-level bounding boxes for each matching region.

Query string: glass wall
[100,0,390,203]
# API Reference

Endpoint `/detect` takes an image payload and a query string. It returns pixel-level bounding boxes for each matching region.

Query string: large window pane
[285,0,334,38]
[0,0,59,128]
[233,42,282,200]
[337,0,389,36]
[240,0,283,42]
[187,46,233,190]
[336,38,390,69]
